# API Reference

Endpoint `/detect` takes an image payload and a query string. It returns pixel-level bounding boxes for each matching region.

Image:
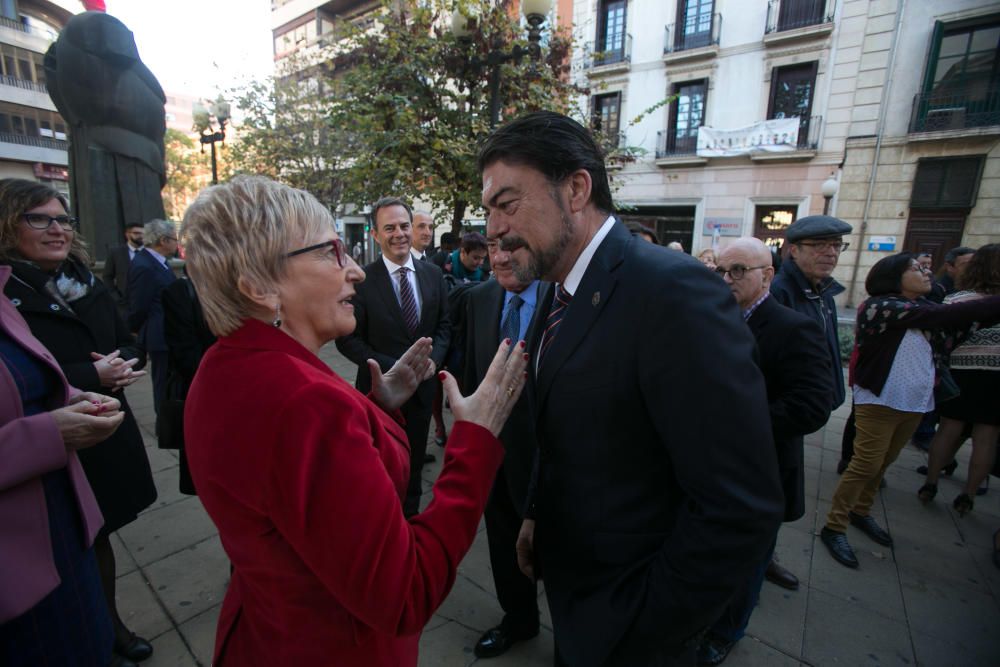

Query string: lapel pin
[592,291,600,307]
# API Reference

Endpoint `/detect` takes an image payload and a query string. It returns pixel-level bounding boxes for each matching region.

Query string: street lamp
[194,96,230,185]
[450,0,554,127]
[821,173,839,216]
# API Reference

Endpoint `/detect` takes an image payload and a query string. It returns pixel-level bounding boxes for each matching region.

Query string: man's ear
[762,265,776,289]
[566,169,593,214]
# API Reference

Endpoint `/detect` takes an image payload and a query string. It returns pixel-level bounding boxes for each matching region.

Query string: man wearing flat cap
[767,214,851,590]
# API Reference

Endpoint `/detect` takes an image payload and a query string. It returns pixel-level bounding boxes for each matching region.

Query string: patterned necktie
[397,267,419,336]
[499,294,523,344]
[539,285,572,363]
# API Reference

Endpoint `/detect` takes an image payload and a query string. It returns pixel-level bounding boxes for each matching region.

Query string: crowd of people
[1,111,998,667]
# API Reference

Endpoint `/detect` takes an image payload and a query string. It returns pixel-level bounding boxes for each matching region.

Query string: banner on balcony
[697,118,801,157]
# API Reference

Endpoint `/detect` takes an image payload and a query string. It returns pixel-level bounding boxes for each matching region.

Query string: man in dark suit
[463,240,547,659]
[103,221,144,317]
[127,219,177,414]
[697,237,833,665]
[479,111,784,666]
[336,197,451,517]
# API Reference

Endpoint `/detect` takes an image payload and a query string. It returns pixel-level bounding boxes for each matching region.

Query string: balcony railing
[0,132,69,150]
[664,14,721,54]
[765,0,833,34]
[0,74,48,94]
[0,15,58,41]
[655,130,699,159]
[582,33,632,70]
[908,89,1000,133]
[795,114,821,149]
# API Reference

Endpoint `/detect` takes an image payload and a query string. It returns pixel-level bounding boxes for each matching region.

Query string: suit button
[49,304,60,311]
[10,298,21,307]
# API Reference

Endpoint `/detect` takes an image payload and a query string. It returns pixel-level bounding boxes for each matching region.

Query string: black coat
[3,261,156,534]
[747,296,834,521]
[336,258,451,408]
[162,278,216,396]
[527,221,784,666]
[127,248,175,352]
[102,243,132,313]
[462,279,546,513]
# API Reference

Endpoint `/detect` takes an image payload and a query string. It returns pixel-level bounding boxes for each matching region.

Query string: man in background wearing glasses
[767,215,852,589]
[698,238,834,666]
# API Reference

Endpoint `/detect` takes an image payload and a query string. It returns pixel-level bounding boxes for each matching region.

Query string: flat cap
[785,215,852,243]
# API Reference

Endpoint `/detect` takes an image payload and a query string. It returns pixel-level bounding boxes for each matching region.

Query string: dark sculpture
[45,11,167,262]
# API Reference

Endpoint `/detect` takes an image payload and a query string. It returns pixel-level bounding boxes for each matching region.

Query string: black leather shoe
[696,635,736,666]
[849,512,892,546]
[820,527,859,568]
[764,559,799,590]
[115,632,153,662]
[474,624,538,658]
[110,656,138,667]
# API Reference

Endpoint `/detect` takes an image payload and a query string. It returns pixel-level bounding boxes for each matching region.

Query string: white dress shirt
[381,253,422,313]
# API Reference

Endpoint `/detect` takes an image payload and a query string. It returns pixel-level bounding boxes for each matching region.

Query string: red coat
[185,319,503,666]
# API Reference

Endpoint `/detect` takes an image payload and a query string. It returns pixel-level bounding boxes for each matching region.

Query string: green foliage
[162,128,205,219]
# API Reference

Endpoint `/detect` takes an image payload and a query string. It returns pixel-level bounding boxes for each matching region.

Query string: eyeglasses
[286,239,347,268]
[163,236,178,243]
[22,213,79,231]
[907,264,931,274]
[714,264,769,280]
[796,240,849,253]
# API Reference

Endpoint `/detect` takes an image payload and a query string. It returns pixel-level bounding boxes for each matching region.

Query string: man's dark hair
[125,222,144,230]
[370,196,412,232]
[477,111,614,214]
[944,246,975,265]
[460,231,487,253]
[865,252,915,297]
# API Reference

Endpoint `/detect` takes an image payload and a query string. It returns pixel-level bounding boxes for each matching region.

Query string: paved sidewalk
[113,346,1000,666]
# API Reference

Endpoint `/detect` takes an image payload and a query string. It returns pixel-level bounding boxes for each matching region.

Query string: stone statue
[45,11,166,262]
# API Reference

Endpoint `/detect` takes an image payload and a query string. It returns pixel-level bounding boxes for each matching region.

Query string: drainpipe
[846,0,906,307]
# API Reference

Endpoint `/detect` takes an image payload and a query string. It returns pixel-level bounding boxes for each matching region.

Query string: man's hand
[370,337,435,412]
[516,518,536,580]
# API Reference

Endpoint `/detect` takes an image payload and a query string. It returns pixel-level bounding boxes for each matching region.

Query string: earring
[272,303,282,328]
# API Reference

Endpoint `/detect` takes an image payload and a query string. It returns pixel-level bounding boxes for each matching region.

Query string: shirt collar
[505,280,540,309]
[743,291,770,320]
[410,248,425,261]
[561,216,616,296]
[144,246,168,267]
[382,253,416,274]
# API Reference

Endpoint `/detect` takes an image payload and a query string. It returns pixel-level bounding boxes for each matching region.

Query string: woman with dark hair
[820,252,1000,570]
[0,178,157,663]
[920,244,1000,514]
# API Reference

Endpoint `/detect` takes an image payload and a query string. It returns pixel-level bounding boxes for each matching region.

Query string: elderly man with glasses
[767,214,852,589]
[698,237,833,665]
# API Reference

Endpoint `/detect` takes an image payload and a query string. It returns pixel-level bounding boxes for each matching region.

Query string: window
[776,0,827,32]
[0,44,46,84]
[592,92,621,136]
[768,62,817,147]
[597,0,627,57]
[910,156,985,208]
[913,16,999,131]
[754,205,797,249]
[667,80,707,154]
[0,103,68,142]
[676,0,715,50]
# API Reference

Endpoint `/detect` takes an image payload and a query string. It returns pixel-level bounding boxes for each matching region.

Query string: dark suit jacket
[102,243,133,311]
[463,279,546,511]
[747,295,833,521]
[528,221,784,667]
[336,258,450,407]
[127,248,176,352]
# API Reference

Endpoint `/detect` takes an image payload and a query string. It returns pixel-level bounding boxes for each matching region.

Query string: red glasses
[285,239,347,267]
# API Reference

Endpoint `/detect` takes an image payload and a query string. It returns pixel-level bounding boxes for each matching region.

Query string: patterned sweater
[945,290,1000,371]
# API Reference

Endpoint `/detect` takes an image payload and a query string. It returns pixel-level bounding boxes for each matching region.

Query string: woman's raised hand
[370,337,436,412]
[440,339,528,436]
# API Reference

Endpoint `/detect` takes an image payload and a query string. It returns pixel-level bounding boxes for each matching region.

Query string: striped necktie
[397,267,419,336]
[539,285,572,363]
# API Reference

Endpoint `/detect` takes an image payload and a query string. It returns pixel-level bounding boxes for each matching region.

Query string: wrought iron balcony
[0,74,48,94]
[765,0,833,34]
[655,130,699,159]
[908,88,1000,133]
[0,132,68,150]
[582,33,632,70]
[664,14,721,54]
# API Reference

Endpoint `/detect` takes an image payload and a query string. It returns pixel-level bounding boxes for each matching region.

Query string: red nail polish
[523,353,529,361]
[438,372,446,381]
[519,340,526,349]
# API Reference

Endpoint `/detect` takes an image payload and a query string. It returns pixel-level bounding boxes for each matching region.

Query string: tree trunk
[451,199,467,237]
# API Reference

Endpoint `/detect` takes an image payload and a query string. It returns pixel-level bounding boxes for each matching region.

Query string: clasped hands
[51,391,125,450]
[91,350,146,392]
[370,337,529,437]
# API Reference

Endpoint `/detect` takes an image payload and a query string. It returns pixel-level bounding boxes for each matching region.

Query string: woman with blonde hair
[181,176,528,666]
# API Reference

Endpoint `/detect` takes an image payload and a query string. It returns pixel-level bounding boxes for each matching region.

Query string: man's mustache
[499,237,527,253]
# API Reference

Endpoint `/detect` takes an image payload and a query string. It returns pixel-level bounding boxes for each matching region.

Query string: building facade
[0,0,84,197]
[573,0,999,306]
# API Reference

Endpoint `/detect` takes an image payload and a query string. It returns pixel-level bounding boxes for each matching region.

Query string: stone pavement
[113,346,1000,667]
